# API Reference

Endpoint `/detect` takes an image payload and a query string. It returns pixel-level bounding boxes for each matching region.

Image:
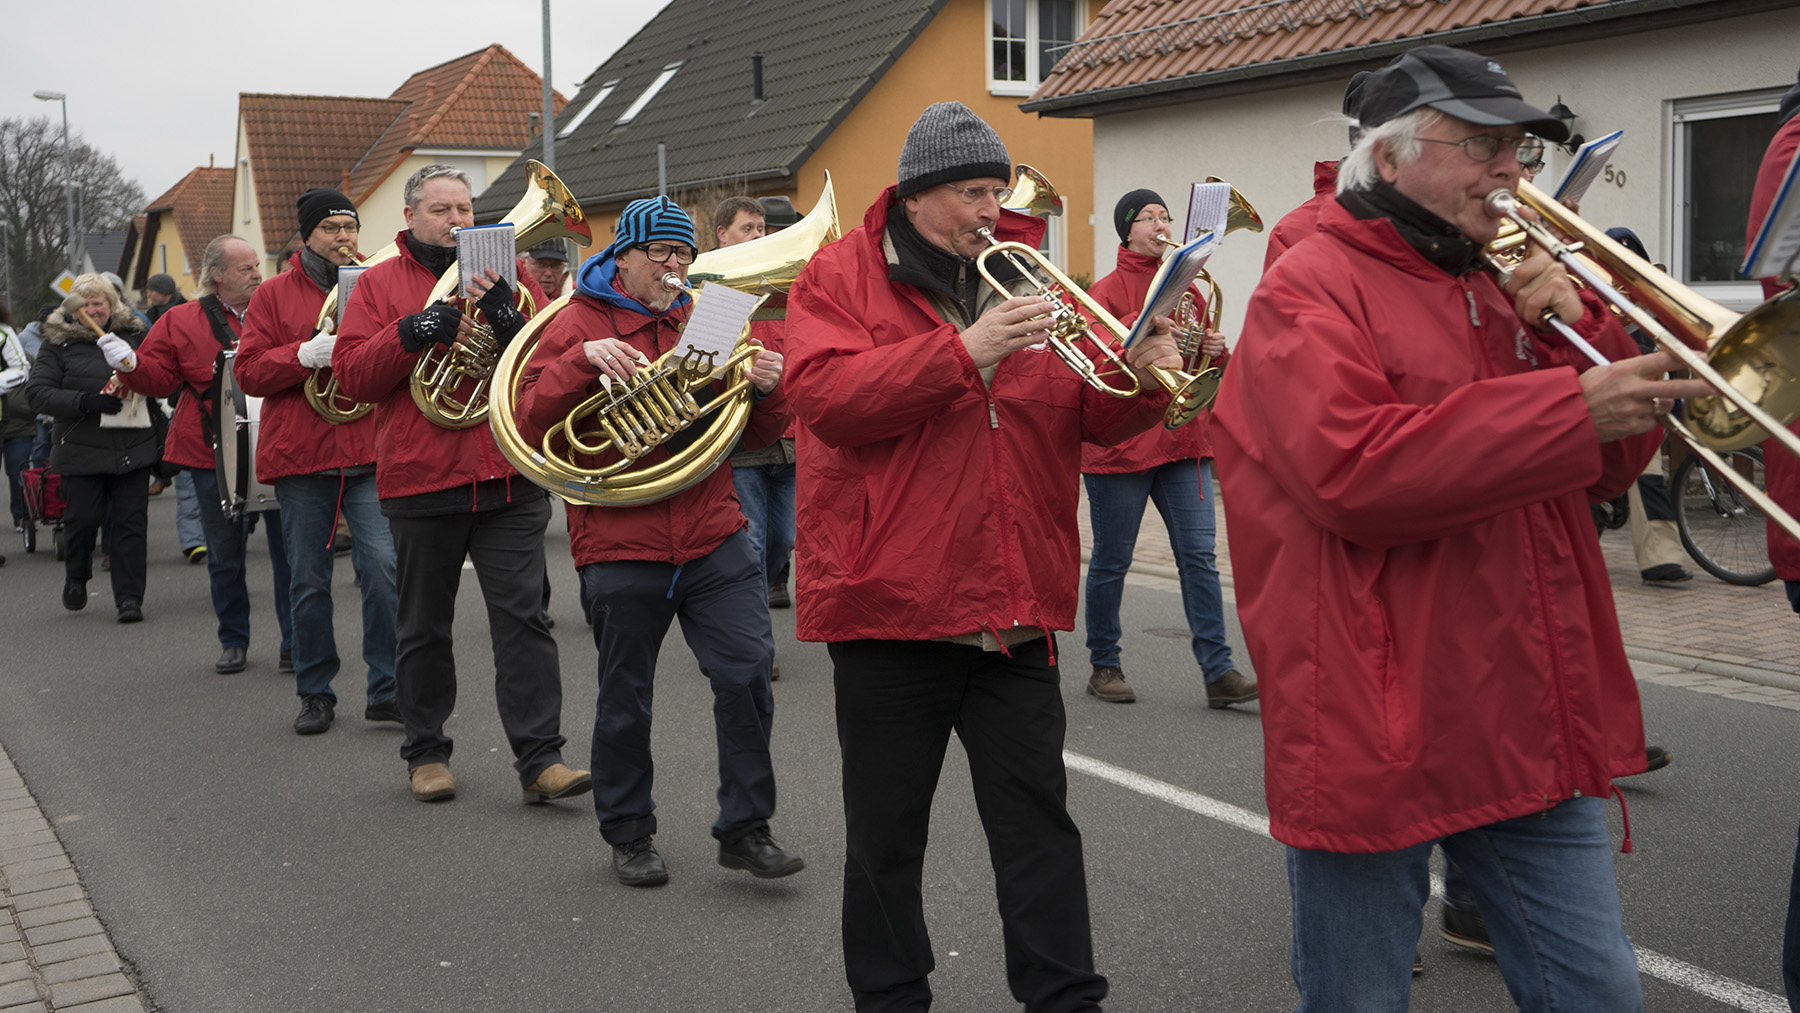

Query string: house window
[559,79,620,139]
[617,63,683,126]
[990,0,1079,97]
[1668,88,1785,309]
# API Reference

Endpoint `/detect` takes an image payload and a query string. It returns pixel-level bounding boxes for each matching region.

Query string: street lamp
[33,89,78,277]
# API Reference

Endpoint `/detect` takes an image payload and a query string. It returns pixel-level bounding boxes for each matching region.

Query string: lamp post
[32,90,78,277]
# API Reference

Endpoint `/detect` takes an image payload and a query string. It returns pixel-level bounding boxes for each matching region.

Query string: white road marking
[1063,750,1789,1011]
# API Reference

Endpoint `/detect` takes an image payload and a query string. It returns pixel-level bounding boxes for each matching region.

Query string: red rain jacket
[1211,199,1655,853]
[516,292,789,566]
[332,231,547,500]
[120,298,238,471]
[1262,161,1340,272]
[234,252,378,482]
[1748,113,1800,578]
[784,186,1169,643]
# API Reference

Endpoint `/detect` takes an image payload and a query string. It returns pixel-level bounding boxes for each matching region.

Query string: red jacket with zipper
[1212,199,1655,853]
[1081,245,1221,472]
[119,298,237,471]
[234,251,378,482]
[784,186,1169,643]
[332,231,547,501]
[515,292,789,567]
[1747,112,1800,578]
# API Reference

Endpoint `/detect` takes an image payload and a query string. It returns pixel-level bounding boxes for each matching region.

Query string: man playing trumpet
[514,196,801,889]
[235,187,398,736]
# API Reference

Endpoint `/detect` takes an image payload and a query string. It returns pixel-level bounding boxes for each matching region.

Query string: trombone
[1485,180,1800,540]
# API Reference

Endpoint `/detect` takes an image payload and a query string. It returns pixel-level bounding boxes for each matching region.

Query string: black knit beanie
[296,187,358,240]
[1114,189,1167,244]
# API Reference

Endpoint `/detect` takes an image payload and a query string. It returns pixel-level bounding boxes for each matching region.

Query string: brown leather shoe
[522,762,592,804]
[409,762,456,802]
[1206,669,1258,709]
[1087,665,1136,703]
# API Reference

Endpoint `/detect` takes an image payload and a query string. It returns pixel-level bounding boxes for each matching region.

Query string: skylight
[616,63,684,125]
[558,79,620,138]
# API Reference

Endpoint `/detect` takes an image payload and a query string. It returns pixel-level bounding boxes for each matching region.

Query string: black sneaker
[116,599,144,624]
[294,695,334,735]
[717,828,805,879]
[278,649,294,673]
[1440,903,1494,954]
[62,578,87,611]
[364,698,402,723]
[1640,745,1672,773]
[1641,563,1693,585]
[613,836,669,887]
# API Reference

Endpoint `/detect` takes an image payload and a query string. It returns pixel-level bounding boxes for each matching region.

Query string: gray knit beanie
[896,102,1011,197]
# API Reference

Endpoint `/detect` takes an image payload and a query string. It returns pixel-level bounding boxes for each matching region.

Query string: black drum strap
[194,296,238,450]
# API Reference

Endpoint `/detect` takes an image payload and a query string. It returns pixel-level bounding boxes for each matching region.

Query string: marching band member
[235,188,399,736]
[1078,188,1254,708]
[784,101,1180,1013]
[1211,46,1715,1009]
[523,241,573,299]
[333,164,587,806]
[515,196,802,889]
[118,235,293,675]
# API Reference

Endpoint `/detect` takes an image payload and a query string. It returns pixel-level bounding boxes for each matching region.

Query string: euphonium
[305,242,396,424]
[1155,176,1262,375]
[410,160,589,429]
[488,175,840,506]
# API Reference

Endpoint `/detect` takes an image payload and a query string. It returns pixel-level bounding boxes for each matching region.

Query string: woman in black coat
[25,275,155,622]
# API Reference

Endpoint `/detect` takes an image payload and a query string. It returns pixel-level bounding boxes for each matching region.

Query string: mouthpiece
[1485,188,1520,219]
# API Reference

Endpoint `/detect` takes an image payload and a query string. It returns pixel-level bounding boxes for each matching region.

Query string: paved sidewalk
[0,743,147,1013]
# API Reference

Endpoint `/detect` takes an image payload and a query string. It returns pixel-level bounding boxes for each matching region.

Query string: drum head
[212,351,279,520]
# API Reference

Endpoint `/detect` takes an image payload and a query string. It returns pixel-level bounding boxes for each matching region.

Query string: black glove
[474,279,527,346]
[398,302,464,353]
[79,393,123,415]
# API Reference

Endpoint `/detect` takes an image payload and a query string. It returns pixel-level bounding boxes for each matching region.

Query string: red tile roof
[1024,0,1763,114]
[342,44,567,206]
[144,166,235,272]
[239,94,409,255]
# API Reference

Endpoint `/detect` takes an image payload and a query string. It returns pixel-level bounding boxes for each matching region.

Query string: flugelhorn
[1485,179,1800,540]
[488,175,840,506]
[305,242,395,424]
[410,160,589,429]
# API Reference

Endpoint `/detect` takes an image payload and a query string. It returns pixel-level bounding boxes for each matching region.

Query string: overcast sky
[2,0,675,208]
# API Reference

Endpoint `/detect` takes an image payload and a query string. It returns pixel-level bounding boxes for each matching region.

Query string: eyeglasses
[1521,159,1546,174]
[315,221,360,236]
[942,182,1015,205]
[636,242,698,264]
[1421,134,1547,166]
[1133,214,1174,226]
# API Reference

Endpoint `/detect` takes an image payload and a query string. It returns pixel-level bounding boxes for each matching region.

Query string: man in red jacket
[516,195,801,889]
[785,101,1180,1013]
[236,187,398,736]
[1080,187,1253,708]
[333,164,588,806]
[1211,46,1718,1010]
[117,235,292,675]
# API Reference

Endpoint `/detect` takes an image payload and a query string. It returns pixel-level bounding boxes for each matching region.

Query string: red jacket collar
[1312,160,1340,198]
[1315,199,1461,283]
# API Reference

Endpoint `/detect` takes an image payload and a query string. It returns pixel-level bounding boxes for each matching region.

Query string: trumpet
[974,228,1215,428]
[1484,180,1800,540]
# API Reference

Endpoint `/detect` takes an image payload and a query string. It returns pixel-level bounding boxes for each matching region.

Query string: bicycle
[1671,445,1776,586]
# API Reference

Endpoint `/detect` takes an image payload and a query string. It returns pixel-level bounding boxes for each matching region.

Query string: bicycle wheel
[1671,447,1776,586]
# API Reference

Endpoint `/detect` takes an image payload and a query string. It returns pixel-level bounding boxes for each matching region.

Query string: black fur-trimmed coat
[24,308,157,475]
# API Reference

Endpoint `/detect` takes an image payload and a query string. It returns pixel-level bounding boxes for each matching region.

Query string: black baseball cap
[1358,45,1569,143]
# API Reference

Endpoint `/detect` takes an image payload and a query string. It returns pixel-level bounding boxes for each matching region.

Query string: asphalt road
[0,493,1794,1012]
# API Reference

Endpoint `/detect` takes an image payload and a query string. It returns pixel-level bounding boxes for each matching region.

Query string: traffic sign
[49,270,75,297]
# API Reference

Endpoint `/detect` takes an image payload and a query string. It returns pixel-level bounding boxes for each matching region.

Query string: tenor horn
[488,175,840,506]
[410,160,590,429]
[305,242,397,424]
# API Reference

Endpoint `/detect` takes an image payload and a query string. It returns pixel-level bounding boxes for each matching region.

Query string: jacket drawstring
[1610,784,1634,854]
[984,621,1013,658]
[470,476,479,512]
[1036,615,1056,666]
[666,564,683,599]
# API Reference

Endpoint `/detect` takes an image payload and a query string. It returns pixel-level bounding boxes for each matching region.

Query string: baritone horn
[1156,176,1262,374]
[488,174,840,506]
[305,242,398,424]
[1485,179,1800,540]
[410,160,590,429]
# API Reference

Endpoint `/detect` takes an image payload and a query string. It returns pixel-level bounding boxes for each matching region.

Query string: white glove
[296,330,337,369]
[0,367,24,394]
[97,333,136,372]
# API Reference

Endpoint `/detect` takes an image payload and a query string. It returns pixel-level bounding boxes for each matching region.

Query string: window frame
[987,0,1082,98]
[1665,86,1788,310]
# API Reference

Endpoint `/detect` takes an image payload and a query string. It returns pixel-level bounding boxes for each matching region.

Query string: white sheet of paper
[678,282,761,363]
[1745,143,1800,282]
[454,224,516,299]
[1125,232,1216,348]
[1553,129,1624,206]
[335,264,367,316]
[1182,182,1232,245]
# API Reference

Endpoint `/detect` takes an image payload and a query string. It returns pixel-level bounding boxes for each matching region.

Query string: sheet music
[335,264,367,320]
[1553,130,1623,206]
[1125,232,1216,348]
[1744,143,1800,282]
[454,224,516,300]
[678,283,763,362]
[1182,182,1232,245]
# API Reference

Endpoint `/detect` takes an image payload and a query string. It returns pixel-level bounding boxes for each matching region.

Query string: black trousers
[389,495,566,785]
[60,468,150,608]
[830,637,1106,1013]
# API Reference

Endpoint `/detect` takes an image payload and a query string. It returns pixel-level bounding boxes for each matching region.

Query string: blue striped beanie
[603,196,696,260]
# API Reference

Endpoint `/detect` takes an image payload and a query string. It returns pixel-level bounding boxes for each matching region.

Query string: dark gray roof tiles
[478,0,947,216]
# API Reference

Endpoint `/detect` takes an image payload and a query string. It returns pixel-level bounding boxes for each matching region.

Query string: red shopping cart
[20,466,65,559]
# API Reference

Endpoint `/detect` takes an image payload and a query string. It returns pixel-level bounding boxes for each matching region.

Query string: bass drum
[212,350,279,521]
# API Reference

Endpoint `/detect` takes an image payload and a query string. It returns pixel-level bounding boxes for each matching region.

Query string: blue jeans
[1286,797,1641,1012]
[731,461,795,589]
[173,469,205,553]
[189,468,292,652]
[275,473,396,705]
[1083,459,1234,680]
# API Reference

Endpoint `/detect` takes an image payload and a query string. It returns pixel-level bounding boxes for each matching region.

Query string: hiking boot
[1087,665,1136,703]
[613,836,669,887]
[1206,669,1258,709]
